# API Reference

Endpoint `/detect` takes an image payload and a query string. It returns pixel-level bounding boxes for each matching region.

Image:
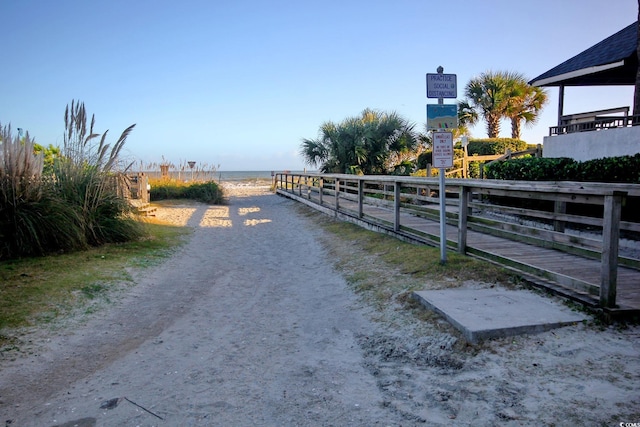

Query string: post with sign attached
[433,131,453,264]
[426,66,457,264]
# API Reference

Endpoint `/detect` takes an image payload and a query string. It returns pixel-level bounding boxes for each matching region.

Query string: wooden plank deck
[279,189,640,317]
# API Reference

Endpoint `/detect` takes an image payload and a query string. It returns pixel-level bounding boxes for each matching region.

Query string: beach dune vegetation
[300,108,419,175]
[0,101,143,260]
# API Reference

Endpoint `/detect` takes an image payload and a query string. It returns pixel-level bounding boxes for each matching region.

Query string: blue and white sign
[427,104,458,130]
[426,73,457,99]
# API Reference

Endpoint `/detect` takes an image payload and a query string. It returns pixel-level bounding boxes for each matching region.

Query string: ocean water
[216,170,306,182]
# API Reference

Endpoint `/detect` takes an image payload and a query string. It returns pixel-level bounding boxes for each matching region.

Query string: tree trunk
[486,115,501,138]
[511,118,521,139]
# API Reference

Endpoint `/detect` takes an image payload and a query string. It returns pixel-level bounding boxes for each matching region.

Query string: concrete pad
[412,288,588,343]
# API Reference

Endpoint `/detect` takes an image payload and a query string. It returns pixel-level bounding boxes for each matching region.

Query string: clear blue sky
[1,0,636,171]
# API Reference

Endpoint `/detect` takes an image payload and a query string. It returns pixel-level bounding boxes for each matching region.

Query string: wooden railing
[550,111,640,136]
[422,144,542,179]
[275,172,640,310]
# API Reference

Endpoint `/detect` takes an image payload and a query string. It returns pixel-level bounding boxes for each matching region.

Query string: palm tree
[456,99,478,139]
[300,109,417,174]
[463,71,510,138]
[504,77,549,139]
[463,71,528,138]
[463,71,547,139]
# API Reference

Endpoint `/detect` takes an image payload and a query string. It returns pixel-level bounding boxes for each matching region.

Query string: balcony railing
[548,106,640,136]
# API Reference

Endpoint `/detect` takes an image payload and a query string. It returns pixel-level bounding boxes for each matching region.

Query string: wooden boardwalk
[277,188,640,318]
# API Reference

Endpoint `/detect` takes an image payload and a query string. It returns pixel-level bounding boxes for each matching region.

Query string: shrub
[150,179,224,204]
[484,154,640,183]
[485,157,578,181]
[466,138,528,156]
[578,153,640,183]
[391,160,414,176]
[416,151,432,169]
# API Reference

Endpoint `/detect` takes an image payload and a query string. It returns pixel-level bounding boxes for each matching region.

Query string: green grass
[301,205,519,310]
[0,221,191,338]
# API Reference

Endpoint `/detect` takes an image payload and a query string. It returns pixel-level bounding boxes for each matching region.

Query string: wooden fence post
[319,177,323,205]
[334,179,340,213]
[305,176,310,199]
[600,191,625,308]
[358,179,364,218]
[394,181,401,231]
[553,201,567,233]
[458,185,470,254]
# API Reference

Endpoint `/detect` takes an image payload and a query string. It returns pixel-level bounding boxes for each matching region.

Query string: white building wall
[543,126,640,161]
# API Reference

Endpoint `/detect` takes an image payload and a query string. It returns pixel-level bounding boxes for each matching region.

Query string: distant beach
[138,170,310,183]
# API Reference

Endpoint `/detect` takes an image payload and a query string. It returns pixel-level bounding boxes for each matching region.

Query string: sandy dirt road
[0,185,639,426]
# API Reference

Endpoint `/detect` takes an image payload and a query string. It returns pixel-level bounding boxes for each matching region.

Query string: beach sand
[0,182,638,425]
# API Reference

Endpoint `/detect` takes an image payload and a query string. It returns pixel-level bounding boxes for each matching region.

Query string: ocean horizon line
[136,170,315,182]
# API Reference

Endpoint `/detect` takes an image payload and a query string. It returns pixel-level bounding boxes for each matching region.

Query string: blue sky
[1,0,637,171]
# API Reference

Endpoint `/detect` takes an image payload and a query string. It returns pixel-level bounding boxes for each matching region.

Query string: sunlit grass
[0,222,190,339]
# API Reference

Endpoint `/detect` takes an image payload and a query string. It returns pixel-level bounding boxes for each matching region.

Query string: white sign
[432,131,454,168]
[426,73,457,99]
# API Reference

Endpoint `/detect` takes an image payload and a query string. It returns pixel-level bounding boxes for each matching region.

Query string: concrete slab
[412,288,588,343]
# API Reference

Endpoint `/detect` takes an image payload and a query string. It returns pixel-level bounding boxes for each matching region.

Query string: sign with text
[426,73,457,98]
[427,104,458,130]
[432,131,454,168]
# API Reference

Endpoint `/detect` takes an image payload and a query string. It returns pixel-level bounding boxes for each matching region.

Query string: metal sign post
[433,131,453,264]
[427,66,456,264]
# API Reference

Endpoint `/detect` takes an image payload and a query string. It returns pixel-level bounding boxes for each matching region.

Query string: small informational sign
[426,73,457,98]
[432,131,454,168]
[427,104,458,130]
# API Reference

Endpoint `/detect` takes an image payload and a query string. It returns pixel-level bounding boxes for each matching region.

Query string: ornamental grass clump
[53,100,144,246]
[0,123,85,258]
[0,101,144,260]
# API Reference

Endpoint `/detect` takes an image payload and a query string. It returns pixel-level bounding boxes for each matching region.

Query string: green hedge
[466,138,529,156]
[485,154,640,183]
[150,181,224,204]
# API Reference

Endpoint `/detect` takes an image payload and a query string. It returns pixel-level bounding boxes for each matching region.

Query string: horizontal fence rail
[550,114,640,136]
[275,172,640,312]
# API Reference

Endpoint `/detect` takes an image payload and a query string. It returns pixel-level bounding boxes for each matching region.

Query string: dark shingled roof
[530,21,638,87]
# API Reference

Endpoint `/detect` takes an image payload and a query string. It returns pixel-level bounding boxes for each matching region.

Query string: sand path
[0,184,638,426]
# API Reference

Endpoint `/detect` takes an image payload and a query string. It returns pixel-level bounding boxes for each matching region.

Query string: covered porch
[530,21,640,160]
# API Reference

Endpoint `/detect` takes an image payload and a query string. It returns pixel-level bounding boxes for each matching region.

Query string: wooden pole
[394,181,401,231]
[334,178,340,213]
[600,191,625,308]
[358,179,364,218]
[457,185,470,254]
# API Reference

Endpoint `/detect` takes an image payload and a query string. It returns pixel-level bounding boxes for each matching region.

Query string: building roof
[530,21,638,87]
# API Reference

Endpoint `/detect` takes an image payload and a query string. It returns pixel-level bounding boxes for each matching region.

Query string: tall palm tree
[463,71,547,139]
[464,71,510,138]
[504,77,549,139]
